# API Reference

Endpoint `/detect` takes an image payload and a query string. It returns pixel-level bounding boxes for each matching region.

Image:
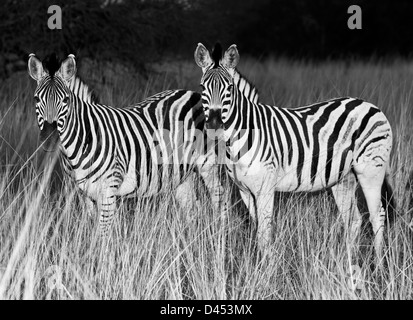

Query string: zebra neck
[224,71,259,133]
[69,76,97,103]
[58,94,87,158]
[233,71,259,104]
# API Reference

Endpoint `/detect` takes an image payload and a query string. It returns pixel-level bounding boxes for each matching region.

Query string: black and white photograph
[0,0,412,303]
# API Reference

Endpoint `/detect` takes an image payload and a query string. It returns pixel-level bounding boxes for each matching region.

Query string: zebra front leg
[97,189,118,237]
[84,197,97,217]
[175,174,198,211]
[240,189,274,254]
[199,164,227,219]
[255,192,275,255]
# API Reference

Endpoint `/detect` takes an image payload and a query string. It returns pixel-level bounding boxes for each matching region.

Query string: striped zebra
[194,43,394,259]
[28,53,223,235]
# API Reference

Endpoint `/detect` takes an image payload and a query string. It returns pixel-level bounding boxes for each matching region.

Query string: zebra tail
[382,175,396,226]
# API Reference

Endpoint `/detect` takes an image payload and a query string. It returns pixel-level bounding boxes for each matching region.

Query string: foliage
[1,0,413,77]
[0,0,189,76]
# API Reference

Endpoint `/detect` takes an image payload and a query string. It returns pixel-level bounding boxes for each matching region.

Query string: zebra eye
[62,96,69,104]
[200,84,205,90]
[34,96,40,104]
[228,84,234,90]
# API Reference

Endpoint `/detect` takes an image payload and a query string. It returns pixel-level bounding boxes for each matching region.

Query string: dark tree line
[191,0,413,59]
[0,0,412,77]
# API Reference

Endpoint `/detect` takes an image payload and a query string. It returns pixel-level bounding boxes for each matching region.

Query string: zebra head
[28,53,77,151]
[194,43,239,130]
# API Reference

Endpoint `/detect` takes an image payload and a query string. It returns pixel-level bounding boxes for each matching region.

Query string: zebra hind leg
[239,189,257,224]
[331,172,362,249]
[354,161,388,264]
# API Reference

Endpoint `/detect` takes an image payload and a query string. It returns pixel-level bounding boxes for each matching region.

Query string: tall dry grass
[0,57,412,299]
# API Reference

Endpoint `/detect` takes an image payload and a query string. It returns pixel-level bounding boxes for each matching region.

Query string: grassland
[0,56,412,299]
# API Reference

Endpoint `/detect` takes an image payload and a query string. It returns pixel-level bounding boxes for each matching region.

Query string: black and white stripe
[28,53,223,235]
[68,76,98,104]
[195,43,393,258]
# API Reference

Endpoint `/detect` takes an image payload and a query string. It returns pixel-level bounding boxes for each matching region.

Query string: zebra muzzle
[40,121,59,152]
[206,109,223,130]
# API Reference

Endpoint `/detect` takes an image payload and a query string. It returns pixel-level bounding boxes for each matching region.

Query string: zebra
[194,43,394,259]
[28,53,223,235]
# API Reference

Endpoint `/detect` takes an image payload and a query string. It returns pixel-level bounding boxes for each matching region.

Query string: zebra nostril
[40,121,59,152]
[206,109,223,130]
[45,120,57,128]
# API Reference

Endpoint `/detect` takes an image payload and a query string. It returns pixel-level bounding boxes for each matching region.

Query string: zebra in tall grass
[28,53,223,235]
[194,43,394,259]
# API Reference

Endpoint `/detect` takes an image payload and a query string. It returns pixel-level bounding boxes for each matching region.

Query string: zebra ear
[28,54,46,81]
[58,54,77,82]
[222,44,239,71]
[194,43,213,70]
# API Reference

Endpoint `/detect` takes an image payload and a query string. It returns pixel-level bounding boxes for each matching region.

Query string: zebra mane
[211,43,222,68]
[42,53,61,77]
[233,70,259,104]
[69,76,99,103]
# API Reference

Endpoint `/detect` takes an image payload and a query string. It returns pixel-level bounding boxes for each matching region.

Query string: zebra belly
[227,154,353,194]
[118,163,190,198]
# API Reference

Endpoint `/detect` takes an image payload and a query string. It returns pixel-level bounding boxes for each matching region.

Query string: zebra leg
[65,177,96,217]
[255,192,275,253]
[84,197,96,217]
[240,188,274,253]
[97,189,117,237]
[331,172,361,247]
[239,189,257,224]
[198,163,227,217]
[353,127,392,263]
[194,140,228,217]
[239,183,275,255]
[354,162,387,263]
[175,174,198,211]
